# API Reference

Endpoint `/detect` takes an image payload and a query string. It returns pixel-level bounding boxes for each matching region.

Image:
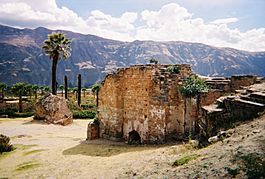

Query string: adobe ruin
[97,64,197,143]
[94,64,264,144]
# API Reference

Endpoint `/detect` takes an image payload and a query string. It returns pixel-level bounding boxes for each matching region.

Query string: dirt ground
[0,116,264,178]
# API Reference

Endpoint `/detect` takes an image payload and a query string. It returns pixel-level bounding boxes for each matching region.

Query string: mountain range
[0,24,264,87]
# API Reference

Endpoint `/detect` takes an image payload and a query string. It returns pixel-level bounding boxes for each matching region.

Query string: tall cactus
[77,74,81,106]
[64,75,68,99]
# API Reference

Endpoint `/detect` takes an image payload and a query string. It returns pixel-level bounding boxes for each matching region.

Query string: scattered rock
[208,136,219,143]
[208,130,232,143]
[35,93,73,125]
[189,140,199,148]
[252,130,261,133]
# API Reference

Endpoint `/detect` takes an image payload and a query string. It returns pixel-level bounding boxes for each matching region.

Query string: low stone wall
[230,75,257,92]
[200,90,224,106]
[199,88,265,137]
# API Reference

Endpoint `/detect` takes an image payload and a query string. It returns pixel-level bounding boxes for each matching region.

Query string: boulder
[35,93,73,125]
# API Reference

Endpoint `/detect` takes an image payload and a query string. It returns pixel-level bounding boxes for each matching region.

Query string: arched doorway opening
[128,130,141,144]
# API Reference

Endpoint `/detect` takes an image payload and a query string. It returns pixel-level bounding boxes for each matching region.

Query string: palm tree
[39,86,45,95]
[59,85,64,97]
[82,88,86,98]
[92,84,101,107]
[42,32,71,95]
[32,85,39,100]
[44,86,50,93]
[72,87,78,100]
[11,83,27,113]
[0,82,7,102]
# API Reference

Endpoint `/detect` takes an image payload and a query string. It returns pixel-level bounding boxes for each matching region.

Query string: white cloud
[211,17,238,25]
[0,1,264,51]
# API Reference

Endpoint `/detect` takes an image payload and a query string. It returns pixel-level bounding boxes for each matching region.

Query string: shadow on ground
[62,140,170,157]
[22,119,46,125]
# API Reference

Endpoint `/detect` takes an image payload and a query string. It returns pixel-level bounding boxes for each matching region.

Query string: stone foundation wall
[98,64,194,143]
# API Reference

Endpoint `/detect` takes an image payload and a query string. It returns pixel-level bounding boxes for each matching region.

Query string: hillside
[0,24,265,86]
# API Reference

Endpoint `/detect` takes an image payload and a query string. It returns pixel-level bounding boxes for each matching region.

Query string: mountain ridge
[0,24,264,87]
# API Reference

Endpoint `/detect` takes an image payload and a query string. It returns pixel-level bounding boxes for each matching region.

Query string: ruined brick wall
[230,75,257,92]
[98,64,194,143]
[200,90,224,106]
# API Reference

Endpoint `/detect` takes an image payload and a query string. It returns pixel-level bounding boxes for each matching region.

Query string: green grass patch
[16,161,40,171]
[172,154,200,167]
[14,144,38,150]
[0,144,38,161]
[23,149,47,156]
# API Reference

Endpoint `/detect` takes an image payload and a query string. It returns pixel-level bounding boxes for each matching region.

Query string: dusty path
[0,116,264,178]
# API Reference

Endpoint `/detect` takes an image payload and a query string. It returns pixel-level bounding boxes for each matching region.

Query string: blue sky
[0,0,265,51]
[56,0,265,31]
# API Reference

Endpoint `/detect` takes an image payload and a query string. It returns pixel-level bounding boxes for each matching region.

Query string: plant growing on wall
[149,58,159,64]
[42,32,71,95]
[180,76,208,98]
[179,76,208,134]
[166,65,180,74]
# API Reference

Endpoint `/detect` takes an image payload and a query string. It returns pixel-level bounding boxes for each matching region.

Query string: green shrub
[0,134,13,153]
[0,108,34,118]
[81,104,96,110]
[73,110,96,119]
[166,65,180,74]
[93,118,100,125]
[225,166,240,177]
[0,108,17,116]
[11,112,34,118]
[179,76,208,98]
[172,154,200,166]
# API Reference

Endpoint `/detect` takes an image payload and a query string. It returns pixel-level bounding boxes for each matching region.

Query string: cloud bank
[0,0,265,52]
